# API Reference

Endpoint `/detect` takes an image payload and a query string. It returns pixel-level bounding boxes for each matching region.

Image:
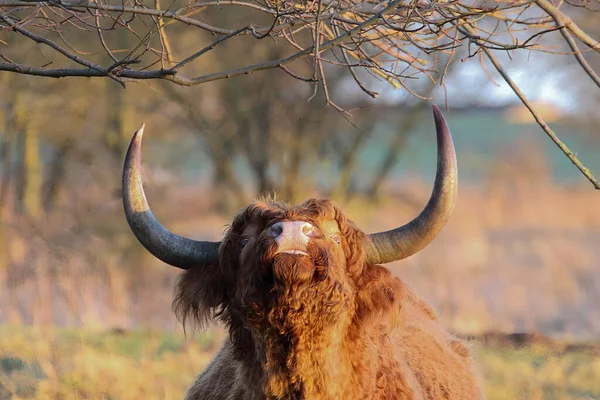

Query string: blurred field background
[1,3,600,398]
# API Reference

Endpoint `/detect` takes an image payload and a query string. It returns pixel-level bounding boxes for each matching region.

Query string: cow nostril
[269,223,283,238]
[301,222,314,237]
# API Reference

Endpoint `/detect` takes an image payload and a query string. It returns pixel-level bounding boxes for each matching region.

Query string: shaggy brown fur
[173,198,483,400]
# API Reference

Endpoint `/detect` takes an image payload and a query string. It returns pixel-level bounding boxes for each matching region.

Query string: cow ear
[173,262,227,331]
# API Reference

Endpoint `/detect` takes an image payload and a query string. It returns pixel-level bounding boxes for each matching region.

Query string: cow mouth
[281,249,309,256]
[273,249,314,265]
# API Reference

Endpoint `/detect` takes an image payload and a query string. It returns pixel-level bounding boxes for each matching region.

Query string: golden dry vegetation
[1,326,599,400]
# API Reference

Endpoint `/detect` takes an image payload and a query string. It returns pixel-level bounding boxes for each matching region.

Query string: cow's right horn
[122,124,220,269]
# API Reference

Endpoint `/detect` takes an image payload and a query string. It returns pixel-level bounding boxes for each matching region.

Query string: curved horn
[122,124,220,269]
[365,105,457,265]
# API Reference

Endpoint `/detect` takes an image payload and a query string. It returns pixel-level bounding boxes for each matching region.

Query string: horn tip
[134,123,146,138]
[128,123,146,151]
[431,105,451,138]
[123,123,149,214]
[126,123,146,160]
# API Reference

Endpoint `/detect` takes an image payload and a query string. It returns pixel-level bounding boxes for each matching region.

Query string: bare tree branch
[0,61,174,79]
[0,0,599,185]
[460,22,600,191]
[2,0,578,88]
[534,0,600,51]
[535,0,600,89]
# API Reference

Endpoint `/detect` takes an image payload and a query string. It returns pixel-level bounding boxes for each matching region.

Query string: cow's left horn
[365,105,457,265]
[123,124,220,269]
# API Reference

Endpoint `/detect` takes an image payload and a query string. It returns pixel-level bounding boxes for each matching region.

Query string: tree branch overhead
[0,0,599,188]
[2,0,582,87]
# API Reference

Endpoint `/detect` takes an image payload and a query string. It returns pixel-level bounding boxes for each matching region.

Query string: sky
[356,43,594,115]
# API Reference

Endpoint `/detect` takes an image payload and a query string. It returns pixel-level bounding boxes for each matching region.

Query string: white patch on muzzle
[268,221,315,255]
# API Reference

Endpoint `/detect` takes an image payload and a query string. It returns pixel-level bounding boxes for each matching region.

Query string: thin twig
[94,9,118,63]
[341,47,378,98]
[534,0,600,51]
[278,65,317,82]
[154,0,176,68]
[462,23,600,190]
[171,26,250,70]
[537,4,600,89]
[0,13,104,71]
[557,26,600,89]
[0,1,239,34]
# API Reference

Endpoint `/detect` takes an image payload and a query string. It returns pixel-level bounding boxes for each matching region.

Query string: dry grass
[0,326,223,400]
[0,326,598,400]
[478,343,600,400]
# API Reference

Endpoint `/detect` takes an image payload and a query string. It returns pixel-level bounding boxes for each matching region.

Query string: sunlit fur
[173,198,483,400]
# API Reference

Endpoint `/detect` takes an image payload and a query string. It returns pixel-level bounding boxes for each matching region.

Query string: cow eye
[241,238,249,247]
[332,234,341,244]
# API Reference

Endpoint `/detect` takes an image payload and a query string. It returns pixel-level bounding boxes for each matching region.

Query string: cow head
[122,105,457,360]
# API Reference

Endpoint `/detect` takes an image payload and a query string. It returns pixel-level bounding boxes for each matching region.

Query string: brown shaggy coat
[174,198,483,400]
